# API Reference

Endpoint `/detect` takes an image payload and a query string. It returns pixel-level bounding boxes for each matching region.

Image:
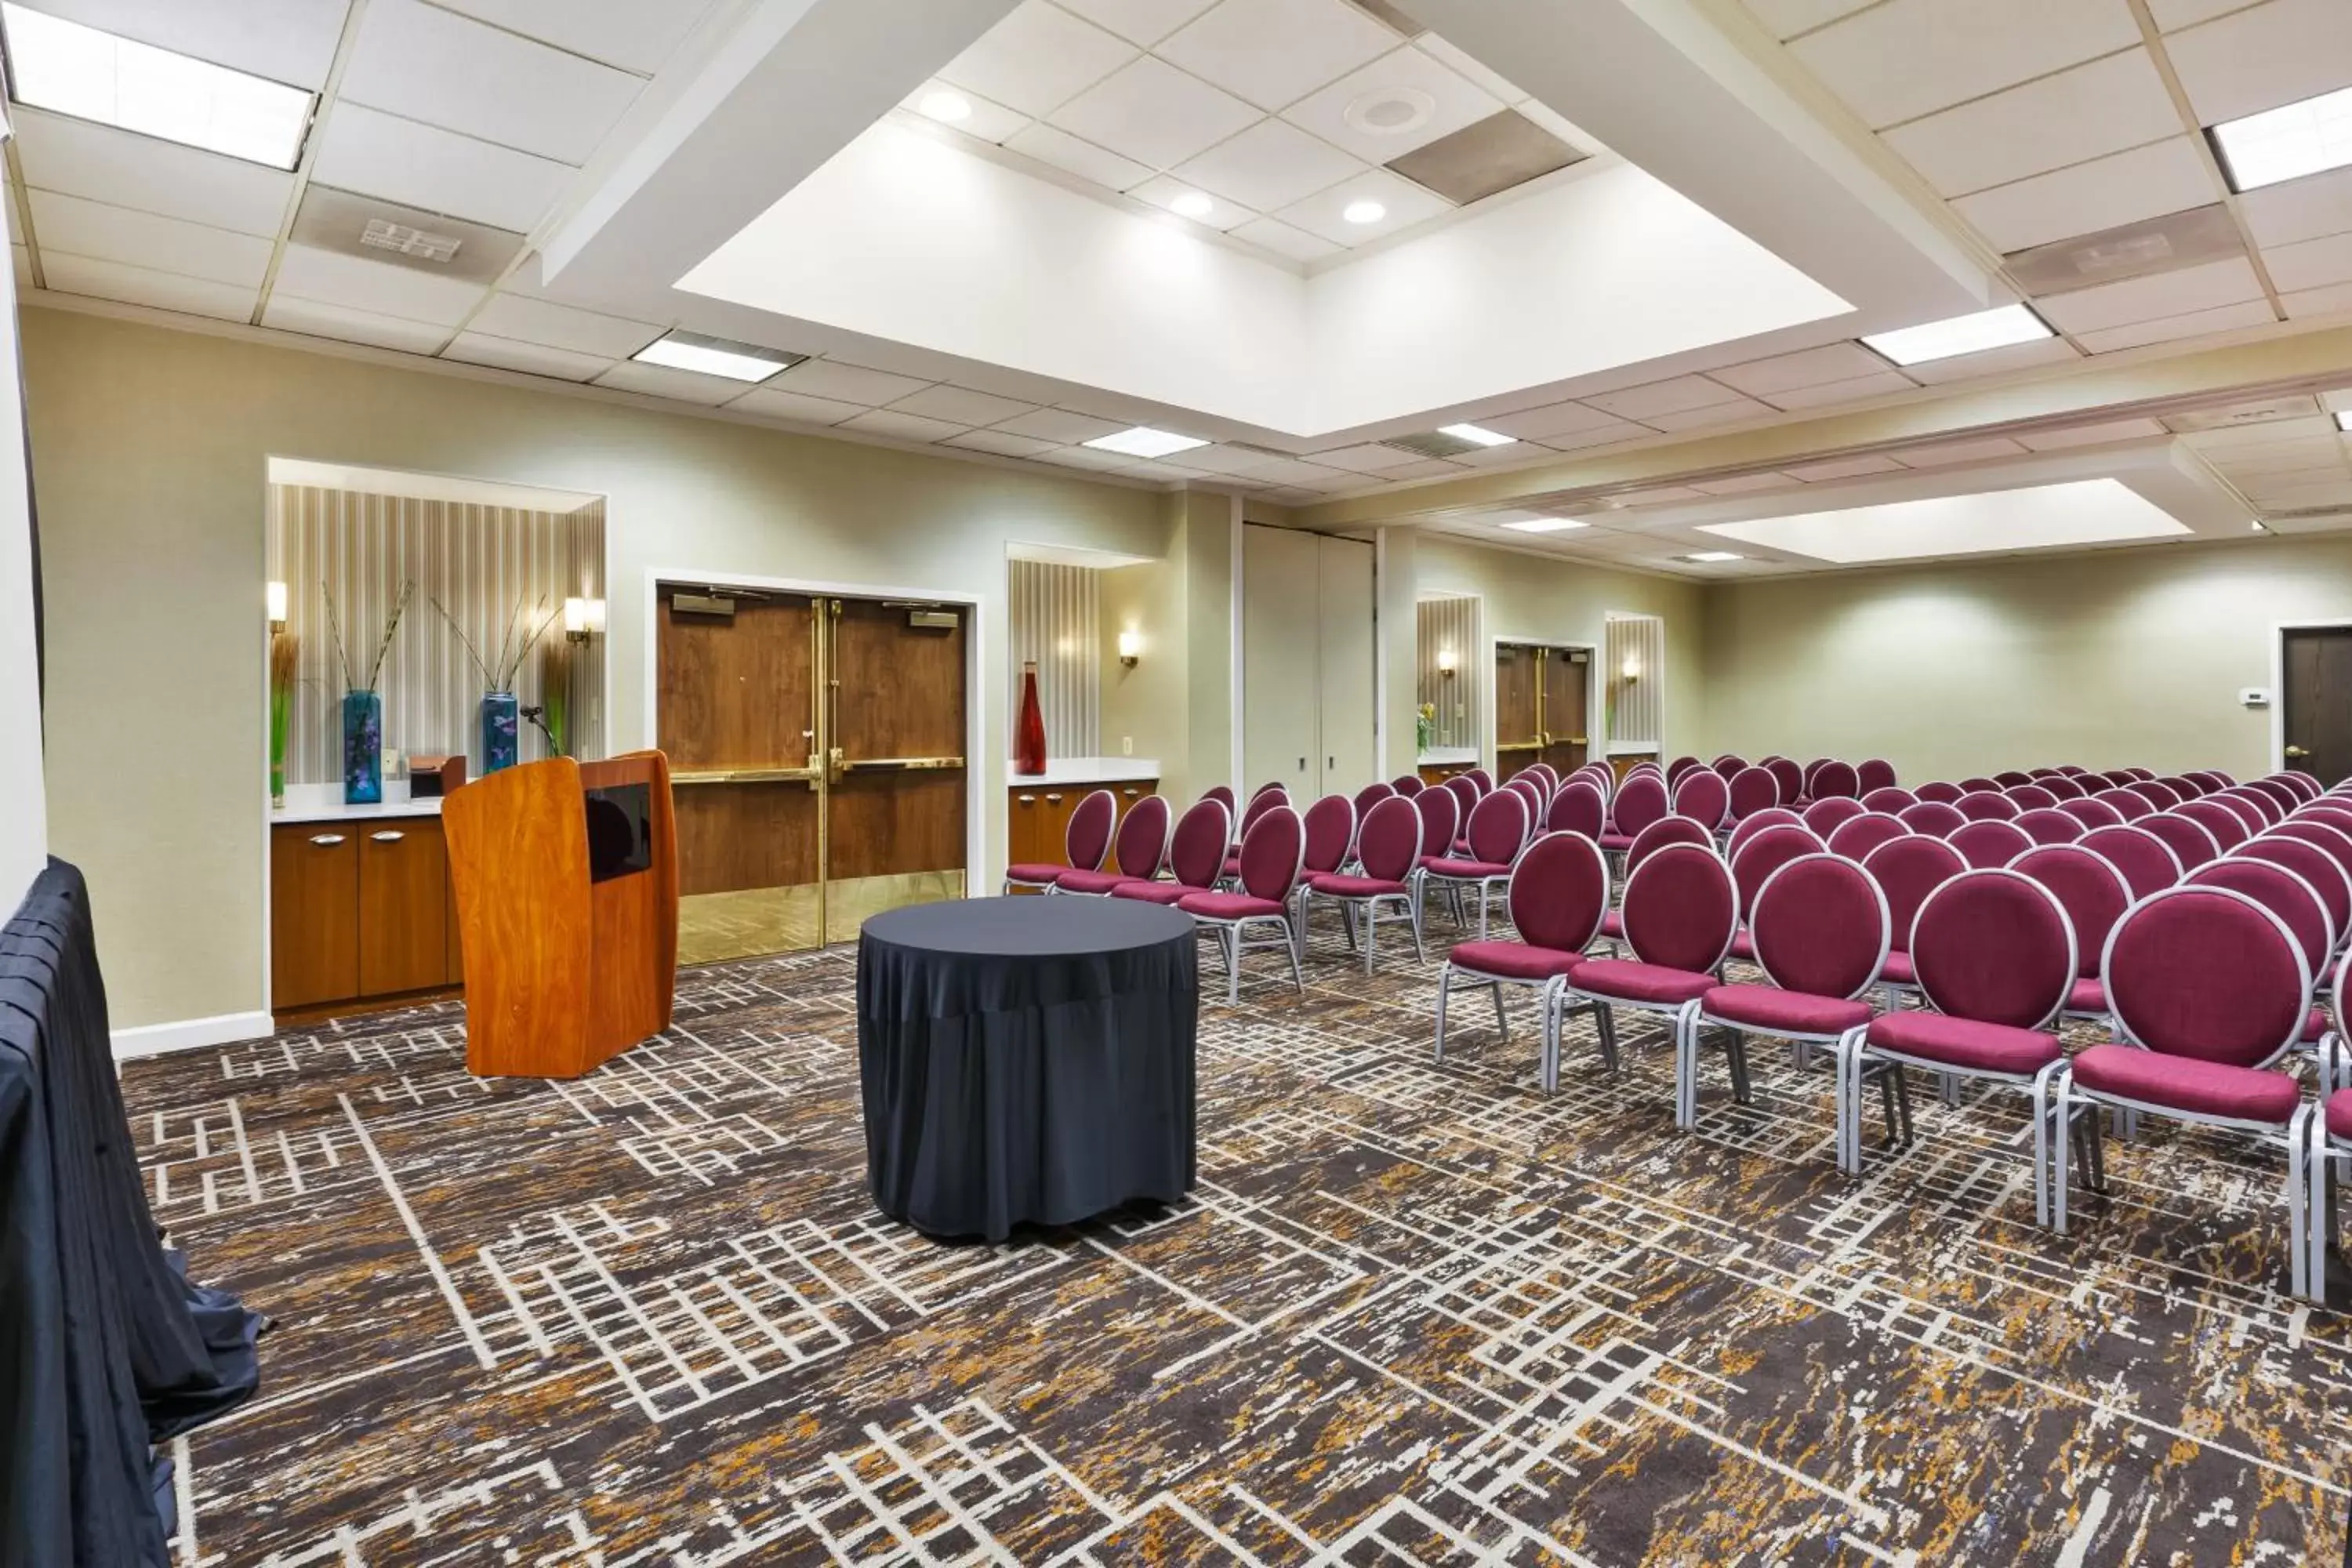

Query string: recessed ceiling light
[1500,517,1588,533]
[1084,426,1208,458]
[1170,191,1214,220]
[631,330,804,383]
[1343,199,1388,225]
[0,2,314,169]
[1438,423,1515,448]
[1860,304,2053,366]
[917,90,972,124]
[2211,84,2352,192]
[1680,550,1744,563]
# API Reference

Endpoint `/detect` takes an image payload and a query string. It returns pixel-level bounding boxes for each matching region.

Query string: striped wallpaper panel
[1604,612,1665,750]
[268,485,607,784]
[1414,596,1482,749]
[1007,560,1101,759]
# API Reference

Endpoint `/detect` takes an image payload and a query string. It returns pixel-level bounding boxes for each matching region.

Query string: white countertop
[1417,746,1478,766]
[1006,757,1160,786]
[274,781,446,824]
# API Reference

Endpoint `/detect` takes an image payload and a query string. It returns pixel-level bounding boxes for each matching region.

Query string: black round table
[857,896,1198,1241]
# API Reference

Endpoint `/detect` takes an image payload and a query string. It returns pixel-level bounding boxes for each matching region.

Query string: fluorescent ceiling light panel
[1,2,314,169]
[2337,410,2352,433]
[2211,85,2352,193]
[1698,478,2186,564]
[1681,550,1744,562]
[1498,516,1587,533]
[1439,423,1515,448]
[1860,305,2052,366]
[1084,426,1207,458]
[631,330,803,383]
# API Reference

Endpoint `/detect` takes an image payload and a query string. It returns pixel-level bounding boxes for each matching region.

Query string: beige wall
[1098,499,1192,796]
[1701,535,2352,782]
[27,307,1172,1028]
[1413,535,1709,767]
[0,201,42,914]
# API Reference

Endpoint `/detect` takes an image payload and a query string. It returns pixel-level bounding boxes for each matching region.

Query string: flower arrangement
[321,580,412,804]
[434,593,561,775]
[268,630,297,808]
[1416,701,1436,752]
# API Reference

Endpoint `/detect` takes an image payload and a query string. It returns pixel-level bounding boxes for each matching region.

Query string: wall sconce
[1436,646,1457,678]
[266,579,288,633]
[1620,654,1642,682]
[1116,629,1142,668]
[563,596,606,643]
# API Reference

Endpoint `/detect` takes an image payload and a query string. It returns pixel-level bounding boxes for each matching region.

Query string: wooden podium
[443,751,678,1078]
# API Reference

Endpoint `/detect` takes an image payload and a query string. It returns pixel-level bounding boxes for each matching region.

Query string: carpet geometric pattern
[117,920,2352,1565]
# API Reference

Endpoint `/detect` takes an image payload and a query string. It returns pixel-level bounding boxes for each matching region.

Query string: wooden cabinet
[272,814,462,1016]
[1006,779,1159,875]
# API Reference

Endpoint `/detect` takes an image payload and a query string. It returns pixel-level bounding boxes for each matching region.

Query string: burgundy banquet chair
[1857,758,1898,795]
[1301,794,1425,972]
[1861,786,1917,815]
[2137,812,2220,871]
[1436,832,1612,1089]
[1548,779,1606,840]
[1056,793,1171,895]
[1004,786,1117,894]
[1181,805,1307,1005]
[2014,807,2084,846]
[1422,787,1534,938]
[2009,842,2132,1028]
[1728,765,1782,822]
[1950,818,2033,870]
[1726,823,1822,960]
[1827,811,1909,862]
[1863,833,1965,996]
[2077,824,2180,900]
[1802,797,1867,837]
[1672,767,1730,834]
[1898,800,1967,838]
[1113,797,1230,906]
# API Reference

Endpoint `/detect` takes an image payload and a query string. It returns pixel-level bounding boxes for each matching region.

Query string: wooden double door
[659,587,967,963]
[1494,642,1590,782]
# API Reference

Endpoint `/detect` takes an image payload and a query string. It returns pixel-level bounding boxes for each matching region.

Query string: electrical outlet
[1122,736,1133,756]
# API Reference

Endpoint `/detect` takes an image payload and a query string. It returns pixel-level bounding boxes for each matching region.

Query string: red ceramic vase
[1014,660,1048,775]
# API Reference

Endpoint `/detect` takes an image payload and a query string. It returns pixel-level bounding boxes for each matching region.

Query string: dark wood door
[1494,642,1541,780]
[358,822,449,996]
[2283,626,2352,786]
[271,823,358,1009]
[825,597,967,942]
[659,589,822,962]
[1541,648,1591,775]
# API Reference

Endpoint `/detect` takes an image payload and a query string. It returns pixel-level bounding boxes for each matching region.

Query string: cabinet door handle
[368,829,405,843]
[309,833,347,847]
[1123,787,1139,797]
[1016,794,1036,804]
[1045,793,1064,803]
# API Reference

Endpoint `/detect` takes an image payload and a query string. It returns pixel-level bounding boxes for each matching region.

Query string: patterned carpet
[120,913,2351,1566]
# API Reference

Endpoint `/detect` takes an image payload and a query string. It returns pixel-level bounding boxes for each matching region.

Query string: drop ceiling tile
[2016,418,2171,448]
[339,0,643,165]
[759,360,927,406]
[24,189,274,287]
[12,107,293,237]
[899,82,1032,144]
[24,0,349,87]
[944,429,1065,458]
[2246,479,2352,509]
[1584,375,1745,421]
[273,244,486,325]
[1033,444,1138,470]
[1050,55,1261,169]
[1952,137,2219,254]
[441,331,612,382]
[1415,32,1524,102]
[40,251,256,320]
[1158,0,1398,113]
[1898,335,2082,383]
[1881,49,2182,198]
[2037,255,2266,332]
[1280,43,1504,162]
[1641,397,1776,431]
[311,103,574,234]
[1894,436,2031,466]
[2282,281,2352,318]
[1479,399,1621,440]
[466,293,659,358]
[2164,0,2352,125]
[723,387,866,426]
[2237,164,2352,249]
[1742,0,1880,38]
[2264,231,2352,293]
[426,0,717,75]
[1534,421,1653,452]
[2182,415,2341,447]
[1171,118,1364,212]
[970,409,1109,445]
[264,294,451,353]
[1131,173,1258,228]
[1274,164,1449,243]
[2074,298,2278,352]
[1786,0,2142,129]
[1784,454,1908,481]
[840,408,971,443]
[1054,0,1220,48]
[593,360,753,406]
[1710,341,1898,396]
[1691,471,1802,495]
[943,1,1138,118]
[1002,122,1155,191]
[2164,394,2322,431]
[1228,215,1341,260]
[1760,370,1920,409]
[887,385,1039,426]
[1305,442,1425,471]
[1377,456,1471,477]
[2148,0,2264,27]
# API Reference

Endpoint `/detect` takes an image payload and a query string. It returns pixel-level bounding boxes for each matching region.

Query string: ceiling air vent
[1388,110,1585,205]
[1381,429,1490,459]
[2165,394,2325,433]
[2006,204,2244,296]
[290,185,521,285]
[359,217,460,263]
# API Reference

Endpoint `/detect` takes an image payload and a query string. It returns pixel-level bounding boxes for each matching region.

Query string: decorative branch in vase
[433,593,560,775]
[269,630,298,809]
[321,580,412,805]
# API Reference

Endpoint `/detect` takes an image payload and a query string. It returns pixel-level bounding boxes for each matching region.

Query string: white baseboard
[112,1010,274,1061]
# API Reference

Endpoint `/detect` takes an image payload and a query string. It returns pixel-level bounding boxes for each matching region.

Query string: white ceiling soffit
[1700,477,2190,564]
[528,0,2001,447]
[1005,539,1157,568]
[265,457,605,514]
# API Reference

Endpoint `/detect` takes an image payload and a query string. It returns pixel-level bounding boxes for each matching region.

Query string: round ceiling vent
[1343,86,1436,136]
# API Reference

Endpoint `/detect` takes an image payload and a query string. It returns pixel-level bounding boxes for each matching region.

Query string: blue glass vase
[481,691,520,775]
[342,690,383,804]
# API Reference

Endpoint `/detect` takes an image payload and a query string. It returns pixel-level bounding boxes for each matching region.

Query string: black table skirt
[858,897,1197,1241]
